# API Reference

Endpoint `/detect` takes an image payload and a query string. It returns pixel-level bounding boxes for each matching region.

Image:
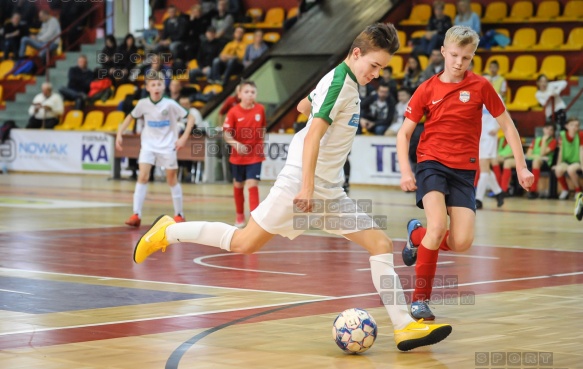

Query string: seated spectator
[210,25,246,86]
[385,88,411,137]
[138,16,160,53]
[454,0,480,34]
[535,74,568,130]
[419,47,444,82]
[156,5,188,60]
[99,35,117,74]
[59,54,94,110]
[178,94,202,132]
[402,55,423,93]
[243,30,268,68]
[359,83,395,135]
[218,84,240,126]
[168,79,183,101]
[26,82,64,129]
[483,60,507,102]
[378,66,398,101]
[209,0,234,41]
[413,1,452,56]
[2,13,28,60]
[554,117,583,199]
[115,33,138,84]
[18,9,61,63]
[184,4,209,61]
[137,53,172,97]
[10,0,38,29]
[189,26,224,82]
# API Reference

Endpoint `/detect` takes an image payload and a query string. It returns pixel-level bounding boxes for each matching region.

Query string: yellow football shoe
[133,215,175,263]
[394,319,452,351]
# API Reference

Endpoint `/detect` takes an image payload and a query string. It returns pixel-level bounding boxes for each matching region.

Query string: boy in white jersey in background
[132,23,452,352]
[116,72,196,227]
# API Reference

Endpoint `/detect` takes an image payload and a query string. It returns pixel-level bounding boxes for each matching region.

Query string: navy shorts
[415,160,477,211]
[232,162,262,182]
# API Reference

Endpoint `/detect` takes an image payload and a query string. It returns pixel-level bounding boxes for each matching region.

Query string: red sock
[492,165,502,184]
[413,244,439,301]
[531,169,540,192]
[411,226,426,246]
[576,187,582,193]
[439,231,451,251]
[501,168,512,192]
[248,186,259,211]
[234,187,244,215]
[557,176,569,191]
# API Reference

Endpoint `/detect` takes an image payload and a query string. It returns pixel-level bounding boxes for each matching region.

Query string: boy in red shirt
[396,26,534,320]
[223,80,266,227]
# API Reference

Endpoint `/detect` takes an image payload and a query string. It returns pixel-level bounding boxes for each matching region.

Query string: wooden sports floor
[0,173,581,369]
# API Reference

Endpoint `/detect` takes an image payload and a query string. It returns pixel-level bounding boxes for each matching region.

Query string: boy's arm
[294,117,328,212]
[176,114,196,150]
[396,117,418,191]
[495,111,534,190]
[297,97,311,117]
[115,114,135,151]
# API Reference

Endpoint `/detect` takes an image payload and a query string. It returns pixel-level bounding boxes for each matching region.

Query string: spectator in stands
[115,33,138,84]
[185,4,209,61]
[138,16,160,53]
[18,10,61,63]
[209,0,235,41]
[283,0,321,32]
[156,5,188,60]
[419,47,444,81]
[554,117,583,200]
[58,0,90,51]
[168,79,183,101]
[99,35,117,73]
[359,82,396,135]
[402,55,423,93]
[10,0,38,29]
[483,60,507,102]
[385,88,411,137]
[454,0,480,34]
[218,84,240,126]
[210,25,246,86]
[59,55,94,110]
[226,0,243,22]
[138,53,172,97]
[535,74,568,130]
[189,26,224,82]
[379,66,398,100]
[413,0,452,56]
[243,30,268,68]
[26,82,64,129]
[2,13,28,61]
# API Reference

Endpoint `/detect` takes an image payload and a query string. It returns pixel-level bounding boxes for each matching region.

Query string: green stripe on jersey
[314,62,355,125]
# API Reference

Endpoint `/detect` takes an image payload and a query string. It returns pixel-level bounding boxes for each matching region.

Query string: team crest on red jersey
[459,91,470,103]
[255,114,261,121]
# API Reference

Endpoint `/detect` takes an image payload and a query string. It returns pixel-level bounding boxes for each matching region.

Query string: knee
[426,224,448,244]
[448,236,473,252]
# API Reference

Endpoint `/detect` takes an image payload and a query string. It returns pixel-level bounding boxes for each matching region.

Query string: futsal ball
[332,308,378,354]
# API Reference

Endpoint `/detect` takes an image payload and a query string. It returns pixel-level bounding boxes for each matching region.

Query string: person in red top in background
[396,26,533,321]
[223,80,266,227]
[218,84,240,126]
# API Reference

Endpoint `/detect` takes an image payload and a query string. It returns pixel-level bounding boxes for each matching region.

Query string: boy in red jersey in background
[396,25,534,320]
[223,80,266,227]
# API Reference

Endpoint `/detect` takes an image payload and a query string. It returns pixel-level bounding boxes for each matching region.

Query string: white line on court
[0,288,32,295]
[356,261,455,271]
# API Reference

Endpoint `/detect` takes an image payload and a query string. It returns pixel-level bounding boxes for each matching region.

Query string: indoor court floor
[0,173,581,369]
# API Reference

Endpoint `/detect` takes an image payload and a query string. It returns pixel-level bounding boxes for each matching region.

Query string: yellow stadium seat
[387,55,404,79]
[530,0,560,21]
[561,27,583,50]
[263,32,281,44]
[556,0,583,20]
[538,55,566,80]
[246,7,264,22]
[94,84,136,107]
[287,7,298,19]
[495,27,536,51]
[494,28,510,38]
[470,2,482,17]
[410,30,427,39]
[0,60,14,79]
[503,1,534,22]
[188,59,198,70]
[54,110,84,130]
[77,111,105,130]
[482,2,507,22]
[532,27,563,50]
[505,55,537,80]
[243,32,254,44]
[203,84,223,95]
[400,4,432,25]
[443,3,456,20]
[505,86,538,111]
[471,55,482,74]
[255,7,285,28]
[418,54,428,71]
[483,55,509,76]
[99,111,127,132]
[396,31,412,54]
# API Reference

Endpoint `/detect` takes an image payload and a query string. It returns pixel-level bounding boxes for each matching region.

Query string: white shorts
[479,136,497,159]
[138,149,178,169]
[251,165,379,240]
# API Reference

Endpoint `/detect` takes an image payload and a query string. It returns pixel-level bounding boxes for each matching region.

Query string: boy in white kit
[131,23,452,352]
[116,73,196,227]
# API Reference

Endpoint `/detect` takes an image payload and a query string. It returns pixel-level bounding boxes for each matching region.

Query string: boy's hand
[176,136,187,150]
[400,173,417,192]
[293,188,314,213]
[115,135,123,151]
[517,167,534,191]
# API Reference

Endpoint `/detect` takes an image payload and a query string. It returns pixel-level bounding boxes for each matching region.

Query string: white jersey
[131,97,188,153]
[479,106,499,159]
[286,62,360,184]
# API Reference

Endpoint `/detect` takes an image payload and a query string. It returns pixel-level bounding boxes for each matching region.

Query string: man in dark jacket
[58,55,94,109]
[155,5,188,60]
[188,26,224,82]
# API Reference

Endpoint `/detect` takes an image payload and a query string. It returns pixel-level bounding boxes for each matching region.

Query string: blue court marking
[0,276,212,314]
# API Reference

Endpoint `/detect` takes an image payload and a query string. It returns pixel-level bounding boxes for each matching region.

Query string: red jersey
[219,95,240,116]
[223,103,266,165]
[405,71,506,170]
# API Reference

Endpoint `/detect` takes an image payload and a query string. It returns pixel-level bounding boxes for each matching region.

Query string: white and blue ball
[332,308,377,354]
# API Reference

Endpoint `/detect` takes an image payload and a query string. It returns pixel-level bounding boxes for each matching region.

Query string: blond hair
[444,25,480,50]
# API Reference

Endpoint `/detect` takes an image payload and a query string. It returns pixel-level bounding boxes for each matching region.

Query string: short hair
[433,1,445,10]
[383,66,393,74]
[349,22,400,57]
[566,117,580,125]
[238,79,256,90]
[145,70,165,82]
[537,74,548,82]
[490,60,499,67]
[444,25,480,50]
[398,87,411,95]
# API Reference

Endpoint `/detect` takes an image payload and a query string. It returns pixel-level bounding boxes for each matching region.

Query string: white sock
[475,172,489,201]
[170,184,183,216]
[133,183,148,216]
[166,222,236,251]
[487,172,502,194]
[369,253,415,330]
